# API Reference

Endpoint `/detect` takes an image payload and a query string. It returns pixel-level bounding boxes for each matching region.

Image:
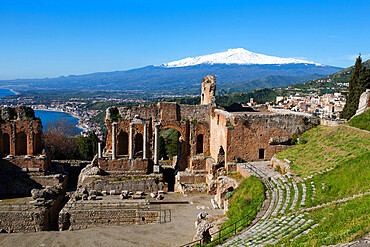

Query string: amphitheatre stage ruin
[0,75,324,246]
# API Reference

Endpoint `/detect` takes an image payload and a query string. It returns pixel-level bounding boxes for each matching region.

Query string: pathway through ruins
[0,193,223,247]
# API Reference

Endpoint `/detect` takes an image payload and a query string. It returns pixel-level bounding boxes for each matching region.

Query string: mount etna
[0,48,342,93]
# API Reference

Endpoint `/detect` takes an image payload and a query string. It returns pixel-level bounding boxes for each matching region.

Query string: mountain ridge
[159,48,322,67]
[0,49,342,93]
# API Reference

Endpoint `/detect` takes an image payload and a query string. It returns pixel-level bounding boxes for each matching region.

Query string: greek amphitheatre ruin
[0,75,326,246]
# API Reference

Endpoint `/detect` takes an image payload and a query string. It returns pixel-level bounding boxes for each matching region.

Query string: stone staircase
[222,163,317,247]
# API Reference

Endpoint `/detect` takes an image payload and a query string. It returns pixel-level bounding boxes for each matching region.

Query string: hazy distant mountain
[0,48,342,93]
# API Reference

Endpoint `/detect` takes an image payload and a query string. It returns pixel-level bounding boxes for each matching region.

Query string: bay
[0,89,16,98]
[34,110,80,135]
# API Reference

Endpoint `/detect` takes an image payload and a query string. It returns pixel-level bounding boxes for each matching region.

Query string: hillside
[302,59,370,86]
[274,124,370,246]
[348,109,370,131]
[0,48,341,94]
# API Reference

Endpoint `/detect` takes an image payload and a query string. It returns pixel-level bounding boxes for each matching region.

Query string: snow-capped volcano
[159,48,321,67]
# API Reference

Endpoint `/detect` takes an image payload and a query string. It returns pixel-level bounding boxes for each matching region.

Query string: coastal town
[270,92,346,120]
[0,84,348,143]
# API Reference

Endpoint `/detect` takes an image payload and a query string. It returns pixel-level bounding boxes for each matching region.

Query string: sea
[0,88,16,97]
[34,110,80,134]
[1,89,80,134]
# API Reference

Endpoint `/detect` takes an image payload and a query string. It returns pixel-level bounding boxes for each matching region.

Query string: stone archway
[33,132,43,154]
[16,132,27,155]
[118,131,128,155]
[159,127,181,160]
[196,134,204,154]
[2,133,10,155]
[217,146,225,168]
[134,133,143,157]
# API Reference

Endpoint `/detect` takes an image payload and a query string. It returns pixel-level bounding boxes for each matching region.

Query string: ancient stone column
[143,123,147,160]
[98,142,102,158]
[154,123,160,173]
[129,123,134,160]
[112,122,117,160]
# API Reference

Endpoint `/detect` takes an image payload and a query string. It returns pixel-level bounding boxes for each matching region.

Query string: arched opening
[196,134,204,154]
[16,132,27,155]
[2,133,10,155]
[33,132,43,154]
[134,133,143,157]
[217,146,225,168]
[159,128,180,161]
[118,132,128,155]
[259,148,265,159]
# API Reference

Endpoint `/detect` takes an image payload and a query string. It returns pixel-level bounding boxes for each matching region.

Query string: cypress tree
[159,136,167,160]
[341,56,363,119]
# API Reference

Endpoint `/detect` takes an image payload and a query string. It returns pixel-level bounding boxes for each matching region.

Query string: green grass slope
[277,125,370,178]
[348,109,370,131]
[275,124,370,246]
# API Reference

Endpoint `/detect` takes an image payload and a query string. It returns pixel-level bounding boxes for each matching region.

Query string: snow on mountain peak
[159,48,321,67]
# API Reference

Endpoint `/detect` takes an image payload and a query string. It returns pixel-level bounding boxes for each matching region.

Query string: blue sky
[0,0,369,79]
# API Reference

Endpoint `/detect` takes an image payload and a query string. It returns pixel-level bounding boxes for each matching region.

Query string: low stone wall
[83,178,168,193]
[31,174,68,189]
[0,157,51,172]
[97,157,149,172]
[176,172,207,184]
[0,209,46,232]
[237,164,252,178]
[59,201,161,230]
[214,176,238,209]
[0,193,66,232]
[320,119,343,126]
[189,156,207,170]
[270,155,290,174]
[59,209,159,230]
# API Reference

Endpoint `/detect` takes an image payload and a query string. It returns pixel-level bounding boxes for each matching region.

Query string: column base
[153,164,160,173]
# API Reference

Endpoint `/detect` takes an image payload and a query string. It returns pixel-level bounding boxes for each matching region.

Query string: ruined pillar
[153,122,160,173]
[112,122,117,160]
[98,142,102,158]
[143,123,147,160]
[129,123,134,160]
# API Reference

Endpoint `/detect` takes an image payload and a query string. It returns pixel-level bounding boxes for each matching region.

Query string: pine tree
[341,56,363,119]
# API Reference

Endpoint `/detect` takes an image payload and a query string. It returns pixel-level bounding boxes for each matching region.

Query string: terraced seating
[289,182,298,211]
[300,183,306,206]
[222,163,315,247]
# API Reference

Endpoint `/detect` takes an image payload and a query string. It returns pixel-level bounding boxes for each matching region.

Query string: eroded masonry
[100,75,317,191]
[0,76,318,234]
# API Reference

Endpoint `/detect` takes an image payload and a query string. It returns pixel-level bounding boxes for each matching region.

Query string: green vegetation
[277,125,370,178]
[275,124,370,246]
[217,74,324,95]
[281,195,369,247]
[348,109,370,131]
[222,176,265,232]
[341,56,370,119]
[44,118,99,160]
[159,128,179,160]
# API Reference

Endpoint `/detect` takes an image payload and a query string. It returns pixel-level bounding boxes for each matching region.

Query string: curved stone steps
[223,213,315,247]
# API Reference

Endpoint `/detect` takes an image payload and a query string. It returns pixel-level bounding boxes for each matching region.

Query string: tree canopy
[341,56,370,119]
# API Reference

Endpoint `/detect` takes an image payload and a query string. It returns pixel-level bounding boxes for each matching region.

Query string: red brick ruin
[102,75,317,174]
[0,106,50,171]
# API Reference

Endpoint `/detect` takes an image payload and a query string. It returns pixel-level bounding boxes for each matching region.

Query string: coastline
[34,108,81,120]
[10,89,20,95]
[34,108,84,131]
